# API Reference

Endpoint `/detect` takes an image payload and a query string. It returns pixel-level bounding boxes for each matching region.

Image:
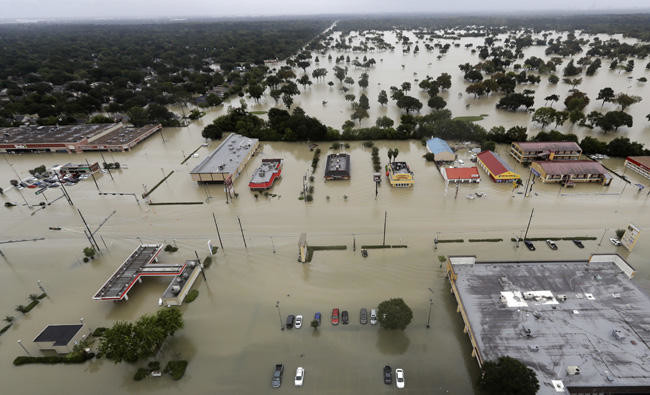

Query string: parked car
[370,309,378,325]
[360,308,368,324]
[294,315,303,329]
[395,368,405,389]
[524,240,535,251]
[610,238,622,246]
[331,308,339,325]
[272,364,284,388]
[383,365,392,385]
[294,367,304,387]
[341,310,349,325]
[572,240,584,248]
[286,315,295,329]
[314,312,321,325]
[546,240,558,250]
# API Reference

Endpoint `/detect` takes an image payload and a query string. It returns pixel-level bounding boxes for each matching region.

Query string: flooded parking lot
[1,29,650,394]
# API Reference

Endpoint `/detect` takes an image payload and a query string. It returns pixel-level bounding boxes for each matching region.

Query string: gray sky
[1,0,649,20]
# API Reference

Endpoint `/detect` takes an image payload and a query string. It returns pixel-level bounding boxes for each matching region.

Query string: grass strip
[180,145,204,165]
[305,245,347,262]
[436,239,464,243]
[148,201,203,205]
[468,238,503,242]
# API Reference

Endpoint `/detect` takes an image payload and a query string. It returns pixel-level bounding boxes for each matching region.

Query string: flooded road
[1,29,650,394]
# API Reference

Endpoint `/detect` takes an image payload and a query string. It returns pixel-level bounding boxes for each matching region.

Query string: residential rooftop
[447,254,650,395]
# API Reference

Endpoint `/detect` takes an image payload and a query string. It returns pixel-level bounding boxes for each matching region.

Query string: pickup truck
[272,364,284,388]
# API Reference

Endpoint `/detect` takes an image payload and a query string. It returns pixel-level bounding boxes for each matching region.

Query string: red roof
[443,167,480,180]
[626,156,650,171]
[477,150,513,176]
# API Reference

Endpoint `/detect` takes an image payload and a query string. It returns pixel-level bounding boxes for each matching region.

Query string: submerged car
[395,368,405,389]
[610,238,622,246]
[294,315,303,329]
[294,367,304,387]
[314,312,321,325]
[272,364,284,388]
[524,240,535,251]
[360,308,368,325]
[572,240,584,248]
[383,365,392,385]
[341,310,349,325]
[370,309,378,325]
[286,314,295,329]
[331,308,340,325]
[546,240,558,250]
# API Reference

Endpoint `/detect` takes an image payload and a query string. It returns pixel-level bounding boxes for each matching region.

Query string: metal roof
[477,150,514,175]
[442,167,480,180]
[514,141,582,152]
[534,160,607,176]
[626,156,650,170]
[426,137,454,154]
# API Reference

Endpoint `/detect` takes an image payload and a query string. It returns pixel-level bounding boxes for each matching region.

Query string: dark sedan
[383,365,392,385]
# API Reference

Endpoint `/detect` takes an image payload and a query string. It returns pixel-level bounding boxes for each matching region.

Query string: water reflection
[376,328,410,355]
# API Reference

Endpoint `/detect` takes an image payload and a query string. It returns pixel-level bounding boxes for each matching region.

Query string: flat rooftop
[87,124,160,146]
[389,161,412,175]
[326,153,350,172]
[190,133,258,175]
[161,260,201,300]
[449,255,650,394]
[33,324,83,346]
[0,123,117,144]
[249,159,282,184]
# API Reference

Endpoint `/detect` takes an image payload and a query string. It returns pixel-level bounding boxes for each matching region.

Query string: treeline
[0,18,331,126]
[202,106,648,158]
[336,14,650,41]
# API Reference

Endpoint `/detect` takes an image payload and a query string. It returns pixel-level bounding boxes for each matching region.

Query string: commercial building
[446,254,650,395]
[440,167,480,184]
[476,150,520,183]
[324,153,351,180]
[531,160,612,185]
[93,244,201,305]
[190,133,259,183]
[33,324,86,354]
[426,137,455,162]
[248,158,283,190]
[0,123,161,153]
[624,156,650,180]
[386,161,414,188]
[511,141,582,163]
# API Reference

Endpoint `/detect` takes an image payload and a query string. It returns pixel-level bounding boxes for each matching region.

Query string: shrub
[134,368,149,381]
[148,361,161,371]
[164,360,188,380]
[305,194,313,202]
[184,289,199,303]
[164,244,178,253]
[92,327,108,337]
[423,152,436,162]
[203,256,213,268]
[13,351,94,366]
[83,247,96,258]
[615,229,625,239]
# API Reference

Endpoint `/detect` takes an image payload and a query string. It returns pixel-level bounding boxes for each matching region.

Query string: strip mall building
[476,150,520,183]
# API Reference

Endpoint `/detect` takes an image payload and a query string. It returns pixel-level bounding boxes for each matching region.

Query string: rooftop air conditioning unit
[567,366,581,376]
[523,292,535,300]
[557,294,567,302]
[612,329,626,340]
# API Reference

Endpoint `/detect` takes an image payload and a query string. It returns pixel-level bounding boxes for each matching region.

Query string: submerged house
[476,150,520,183]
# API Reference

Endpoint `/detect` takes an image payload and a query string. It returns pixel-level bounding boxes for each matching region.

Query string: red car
[331,308,340,325]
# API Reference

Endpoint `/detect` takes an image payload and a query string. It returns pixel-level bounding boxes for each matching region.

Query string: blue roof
[426,138,453,155]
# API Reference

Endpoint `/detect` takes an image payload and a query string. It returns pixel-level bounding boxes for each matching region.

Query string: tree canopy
[377,298,413,330]
[478,356,540,395]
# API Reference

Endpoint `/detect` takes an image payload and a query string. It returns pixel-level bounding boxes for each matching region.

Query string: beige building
[190,133,259,183]
[33,324,86,354]
[511,141,582,164]
[531,160,611,185]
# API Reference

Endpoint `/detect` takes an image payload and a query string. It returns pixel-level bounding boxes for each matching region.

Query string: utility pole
[212,213,224,251]
[55,172,73,205]
[37,280,46,294]
[99,152,114,181]
[270,237,276,254]
[523,168,533,198]
[195,250,207,281]
[237,216,247,249]
[598,228,607,246]
[86,159,100,192]
[17,340,30,356]
[78,209,100,253]
[382,211,387,246]
[426,298,433,329]
[276,301,284,331]
[455,183,459,199]
[523,208,534,241]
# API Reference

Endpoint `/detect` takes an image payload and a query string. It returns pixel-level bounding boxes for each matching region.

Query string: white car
[610,238,622,246]
[294,367,304,386]
[294,315,303,329]
[395,368,405,389]
[370,309,378,325]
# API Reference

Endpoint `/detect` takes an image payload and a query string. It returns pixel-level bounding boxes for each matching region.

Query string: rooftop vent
[567,366,581,376]
[612,329,626,340]
[528,344,539,352]
[557,294,567,302]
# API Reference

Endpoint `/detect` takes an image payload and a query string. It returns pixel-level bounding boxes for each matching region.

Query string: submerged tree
[478,356,539,395]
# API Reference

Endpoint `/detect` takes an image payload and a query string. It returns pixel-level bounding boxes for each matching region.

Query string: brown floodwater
[0,29,649,395]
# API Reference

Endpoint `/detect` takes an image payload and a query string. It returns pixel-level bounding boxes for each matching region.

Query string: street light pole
[276,301,284,331]
[426,299,433,329]
[17,339,30,355]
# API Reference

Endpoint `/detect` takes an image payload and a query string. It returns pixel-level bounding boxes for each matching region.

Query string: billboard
[621,224,641,251]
